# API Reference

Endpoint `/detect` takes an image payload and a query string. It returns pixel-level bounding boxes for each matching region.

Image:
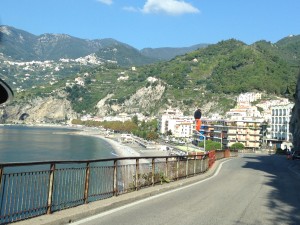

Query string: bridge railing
[0,150,236,224]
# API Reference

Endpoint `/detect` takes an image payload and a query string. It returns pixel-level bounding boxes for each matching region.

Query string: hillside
[1,28,300,123]
[140,44,209,61]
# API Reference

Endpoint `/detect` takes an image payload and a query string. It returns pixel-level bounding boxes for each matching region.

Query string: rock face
[95,82,166,116]
[4,96,77,124]
[290,70,300,150]
[124,83,165,113]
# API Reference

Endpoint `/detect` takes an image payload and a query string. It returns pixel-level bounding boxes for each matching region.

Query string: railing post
[193,155,196,175]
[152,158,155,186]
[84,162,90,204]
[165,158,168,179]
[186,157,189,178]
[113,159,118,196]
[0,166,3,191]
[135,159,139,191]
[0,166,4,216]
[176,157,179,180]
[47,163,55,214]
[200,155,204,173]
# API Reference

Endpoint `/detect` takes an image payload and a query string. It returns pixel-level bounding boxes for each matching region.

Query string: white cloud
[141,0,200,15]
[123,6,139,12]
[97,0,113,5]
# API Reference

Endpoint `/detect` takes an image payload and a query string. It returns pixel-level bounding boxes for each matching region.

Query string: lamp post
[185,136,189,152]
[198,133,206,151]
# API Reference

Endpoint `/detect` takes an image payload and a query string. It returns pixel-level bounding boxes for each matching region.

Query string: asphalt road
[72,154,300,225]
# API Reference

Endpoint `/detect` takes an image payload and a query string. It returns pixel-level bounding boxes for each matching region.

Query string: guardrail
[0,150,237,224]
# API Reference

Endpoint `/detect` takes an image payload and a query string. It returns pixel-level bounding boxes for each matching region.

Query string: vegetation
[10,35,300,117]
[198,140,221,151]
[230,142,245,150]
[71,117,159,141]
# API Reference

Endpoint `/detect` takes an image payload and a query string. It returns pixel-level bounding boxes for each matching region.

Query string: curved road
[72,154,300,225]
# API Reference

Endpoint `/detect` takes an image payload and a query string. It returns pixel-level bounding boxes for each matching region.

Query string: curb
[14,158,231,225]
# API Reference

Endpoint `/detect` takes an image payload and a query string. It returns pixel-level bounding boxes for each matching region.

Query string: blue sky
[1,0,299,49]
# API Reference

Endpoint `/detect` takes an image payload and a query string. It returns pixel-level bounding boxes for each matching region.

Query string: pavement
[13,158,230,225]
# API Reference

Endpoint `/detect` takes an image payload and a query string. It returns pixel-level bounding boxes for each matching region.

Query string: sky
[1,0,299,50]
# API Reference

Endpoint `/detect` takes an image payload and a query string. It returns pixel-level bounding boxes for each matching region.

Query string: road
[72,154,300,225]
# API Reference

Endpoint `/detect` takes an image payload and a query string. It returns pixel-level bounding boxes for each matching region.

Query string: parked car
[292,151,300,160]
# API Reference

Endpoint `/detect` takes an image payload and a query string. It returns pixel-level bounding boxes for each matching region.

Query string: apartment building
[227,120,262,149]
[206,119,262,149]
[270,103,294,149]
[159,108,194,138]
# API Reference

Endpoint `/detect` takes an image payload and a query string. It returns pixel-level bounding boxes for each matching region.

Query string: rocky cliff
[3,95,77,124]
[95,82,166,116]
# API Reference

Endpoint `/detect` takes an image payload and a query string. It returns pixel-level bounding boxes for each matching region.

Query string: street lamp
[198,133,206,151]
[185,136,189,152]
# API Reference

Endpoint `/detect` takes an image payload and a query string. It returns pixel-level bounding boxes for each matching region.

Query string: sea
[0,125,116,163]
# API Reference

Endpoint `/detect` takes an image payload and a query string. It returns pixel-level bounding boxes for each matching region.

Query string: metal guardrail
[0,150,236,224]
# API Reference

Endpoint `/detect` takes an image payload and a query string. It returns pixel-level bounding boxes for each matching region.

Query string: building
[213,119,263,149]
[223,119,263,149]
[159,108,194,138]
[226,105,261,120]
[270,103,294,149]
[237,92,262,103]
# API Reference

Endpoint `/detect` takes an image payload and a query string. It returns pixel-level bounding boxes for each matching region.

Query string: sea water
[0,125,115,163]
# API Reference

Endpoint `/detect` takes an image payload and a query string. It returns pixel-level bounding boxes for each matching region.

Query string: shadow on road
[241,154,300,224]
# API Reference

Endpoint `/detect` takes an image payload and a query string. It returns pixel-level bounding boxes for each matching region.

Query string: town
[81,91,294,152]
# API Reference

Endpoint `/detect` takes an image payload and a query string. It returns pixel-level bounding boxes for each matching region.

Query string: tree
[166,130,172,136]
[131,115,139,125]
[146,131,159,140]
[230,142,245,150]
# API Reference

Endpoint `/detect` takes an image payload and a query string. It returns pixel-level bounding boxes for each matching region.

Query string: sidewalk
[14,158,231,225]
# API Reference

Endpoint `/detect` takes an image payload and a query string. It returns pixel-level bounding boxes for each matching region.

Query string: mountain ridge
[0,25,208,64]
[1,26,300,124]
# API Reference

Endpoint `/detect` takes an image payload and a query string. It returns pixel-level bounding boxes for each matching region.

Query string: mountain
[0,26,157,65]
[0,25,208,66]
[140,44,209,61]
[275,35,300,65]
[95,41,159,66]
[1,27,299,124]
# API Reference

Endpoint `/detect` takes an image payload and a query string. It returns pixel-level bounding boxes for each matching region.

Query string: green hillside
[15,37,300,116]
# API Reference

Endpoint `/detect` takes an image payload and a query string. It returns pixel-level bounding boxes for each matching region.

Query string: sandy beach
[72,127,169,160]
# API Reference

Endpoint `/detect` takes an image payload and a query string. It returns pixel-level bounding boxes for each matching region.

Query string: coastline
[1,124,169,160]
[73,127,170,160]
[72,127,143,158]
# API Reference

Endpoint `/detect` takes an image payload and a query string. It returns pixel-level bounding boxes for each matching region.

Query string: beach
[73,127,169,159]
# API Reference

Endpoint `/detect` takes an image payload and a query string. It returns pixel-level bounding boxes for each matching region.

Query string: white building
[226,105,261,120]
[159,108,194,138]
[270,103,294,148]
[237,92,262,103]
[75,77,85,86]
